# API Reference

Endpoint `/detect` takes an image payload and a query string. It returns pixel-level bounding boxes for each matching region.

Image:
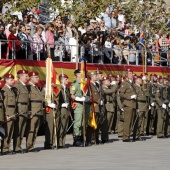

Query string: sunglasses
[32,21,37,24]
[24,16,28,18]
[26,29,31,30]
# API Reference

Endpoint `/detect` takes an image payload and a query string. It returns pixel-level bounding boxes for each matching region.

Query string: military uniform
[133,81,147,139]
[26,72,44,151]
[44,84,60,149]
[155,82,167,138]
[57,84,70,148]
[0,90,4,126]
[13,70,29,152]
[119,79,136,141]
[70,79,84,145]
[1,74,16,154]
[102,83,116,137]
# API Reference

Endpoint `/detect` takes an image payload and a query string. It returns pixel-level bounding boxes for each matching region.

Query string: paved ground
[0,134,170,170]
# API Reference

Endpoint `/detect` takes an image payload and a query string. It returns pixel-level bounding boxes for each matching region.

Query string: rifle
[150,75,154,118]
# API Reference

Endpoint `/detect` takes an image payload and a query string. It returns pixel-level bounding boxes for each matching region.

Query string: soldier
[13,70,29,154]
[57,74,70,149]
[44,83,60,150]
[26,72,44,152]
[119,69,136,142]
[1,74,16,155]
[155,76,167,138]
[149,74,158,135]
[133,75,147,141]
[140,73,150,136]
[70,69,89,147]
[102,76,116,141]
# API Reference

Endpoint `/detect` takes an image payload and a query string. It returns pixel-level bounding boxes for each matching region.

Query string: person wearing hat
[140,73,150,136]
[148,73,158,135]
[133,75,147,141]
[86,71,104,145]
[1,74,16,155]
[101,77,116,142]
[26,71,44,152]
[119,69,137,142]
[13,70,29,154]
[70,69,89,147]
[155,76,168,138]
[107,74,118,134]
[56,73,70,148]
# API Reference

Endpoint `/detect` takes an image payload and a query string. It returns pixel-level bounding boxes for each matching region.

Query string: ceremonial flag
[88,78,97,130]
[79,57,88,95]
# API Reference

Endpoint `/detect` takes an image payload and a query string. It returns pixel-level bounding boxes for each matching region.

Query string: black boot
[73,136,83,147]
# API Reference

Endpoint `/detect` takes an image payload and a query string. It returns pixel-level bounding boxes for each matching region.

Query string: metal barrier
[0,39,169,67]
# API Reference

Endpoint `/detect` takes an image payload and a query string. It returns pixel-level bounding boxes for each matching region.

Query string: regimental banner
[0,59,169,87]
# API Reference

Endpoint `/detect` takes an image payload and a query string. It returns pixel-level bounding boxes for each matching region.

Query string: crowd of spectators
[0,4,170,66]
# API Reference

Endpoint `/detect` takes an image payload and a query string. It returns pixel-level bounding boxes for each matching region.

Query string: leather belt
[7,105,15,108]
[30,100,42,103]
[76,101,83,104]
[137,100,146,103]
[18,102,28,105]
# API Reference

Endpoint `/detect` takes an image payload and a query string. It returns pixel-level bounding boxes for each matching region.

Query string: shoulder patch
[70,86,75,91]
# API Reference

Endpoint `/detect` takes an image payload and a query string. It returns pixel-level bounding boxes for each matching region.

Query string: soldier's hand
[168,103,170,108]
[162,103,167,109]
[149,106,151,110]
[48,103,56,109]
[100,100,103,106]
[61,103,69,108]
[121,108,124,112]
[131,94,136,99]
[85,96,90,102]
[6,116,10,122]
[151,102,154,107]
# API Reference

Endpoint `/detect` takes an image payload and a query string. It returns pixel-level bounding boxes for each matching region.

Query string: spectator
[45,22,55,58]
[66,20,76,40]
[22,14,29,24]
[32,25,46,60]
[29,17,37,37]
[0,24,8,59]
[102,7,111,29]
[25,25,34,60]
[111,11,118,29]
[8,25,21,59]
[17,24,29,59]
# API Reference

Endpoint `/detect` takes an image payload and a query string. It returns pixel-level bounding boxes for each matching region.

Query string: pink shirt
[45,30,54,48]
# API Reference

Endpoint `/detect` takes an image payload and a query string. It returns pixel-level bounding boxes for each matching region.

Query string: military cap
[97,70,102,74]
[102,77,109,81]
[116,74,121,78]
[28,72,39,77]
[107,74,114,78]
[59,74,69,79]
[126,68,133,73]
[4,74,14,79]
[150,73,157,77]
[89,71,97,76]
[133,73,137,77]
[134,75,142,80]
[74,69,81,74]
[140,73,148,77]
[17,70,28,75]
[157,75,163,79]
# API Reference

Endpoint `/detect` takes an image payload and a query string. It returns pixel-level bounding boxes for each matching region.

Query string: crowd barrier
[0,39,169,67]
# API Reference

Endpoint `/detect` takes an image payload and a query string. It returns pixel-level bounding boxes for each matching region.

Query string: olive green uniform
[155,83,167,138]
[133,84,147,139]
[0,90,4,126]
[26,82,44,151]
[70,80,84,139]
[13,81,29,152]
[119,79,136,141]
[1,85,16,153]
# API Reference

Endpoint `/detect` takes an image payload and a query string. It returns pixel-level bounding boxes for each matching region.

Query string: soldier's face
[20,74,28,83]
[30,76,39,84]
[127,72,133,80]
[106,80,110,86]
[138,78,142,84]
[63,78,69,85]
[6,78,14,87]
[97,74,103,81]
[91,74,97,81]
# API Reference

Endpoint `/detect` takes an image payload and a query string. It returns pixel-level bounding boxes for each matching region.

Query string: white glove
[131,95,136,99]
[121,108,124,112]
[48,103,56,109]
[75,97,85,102]
[168,103,170,108]
[61,103,69,108]
[111,81,116,85]
[100,100,103,105]
[149,106,151,110]
[162,103,167,109]
[151,102,154,107]
[142,76,146,80]
[137,109,140,113]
